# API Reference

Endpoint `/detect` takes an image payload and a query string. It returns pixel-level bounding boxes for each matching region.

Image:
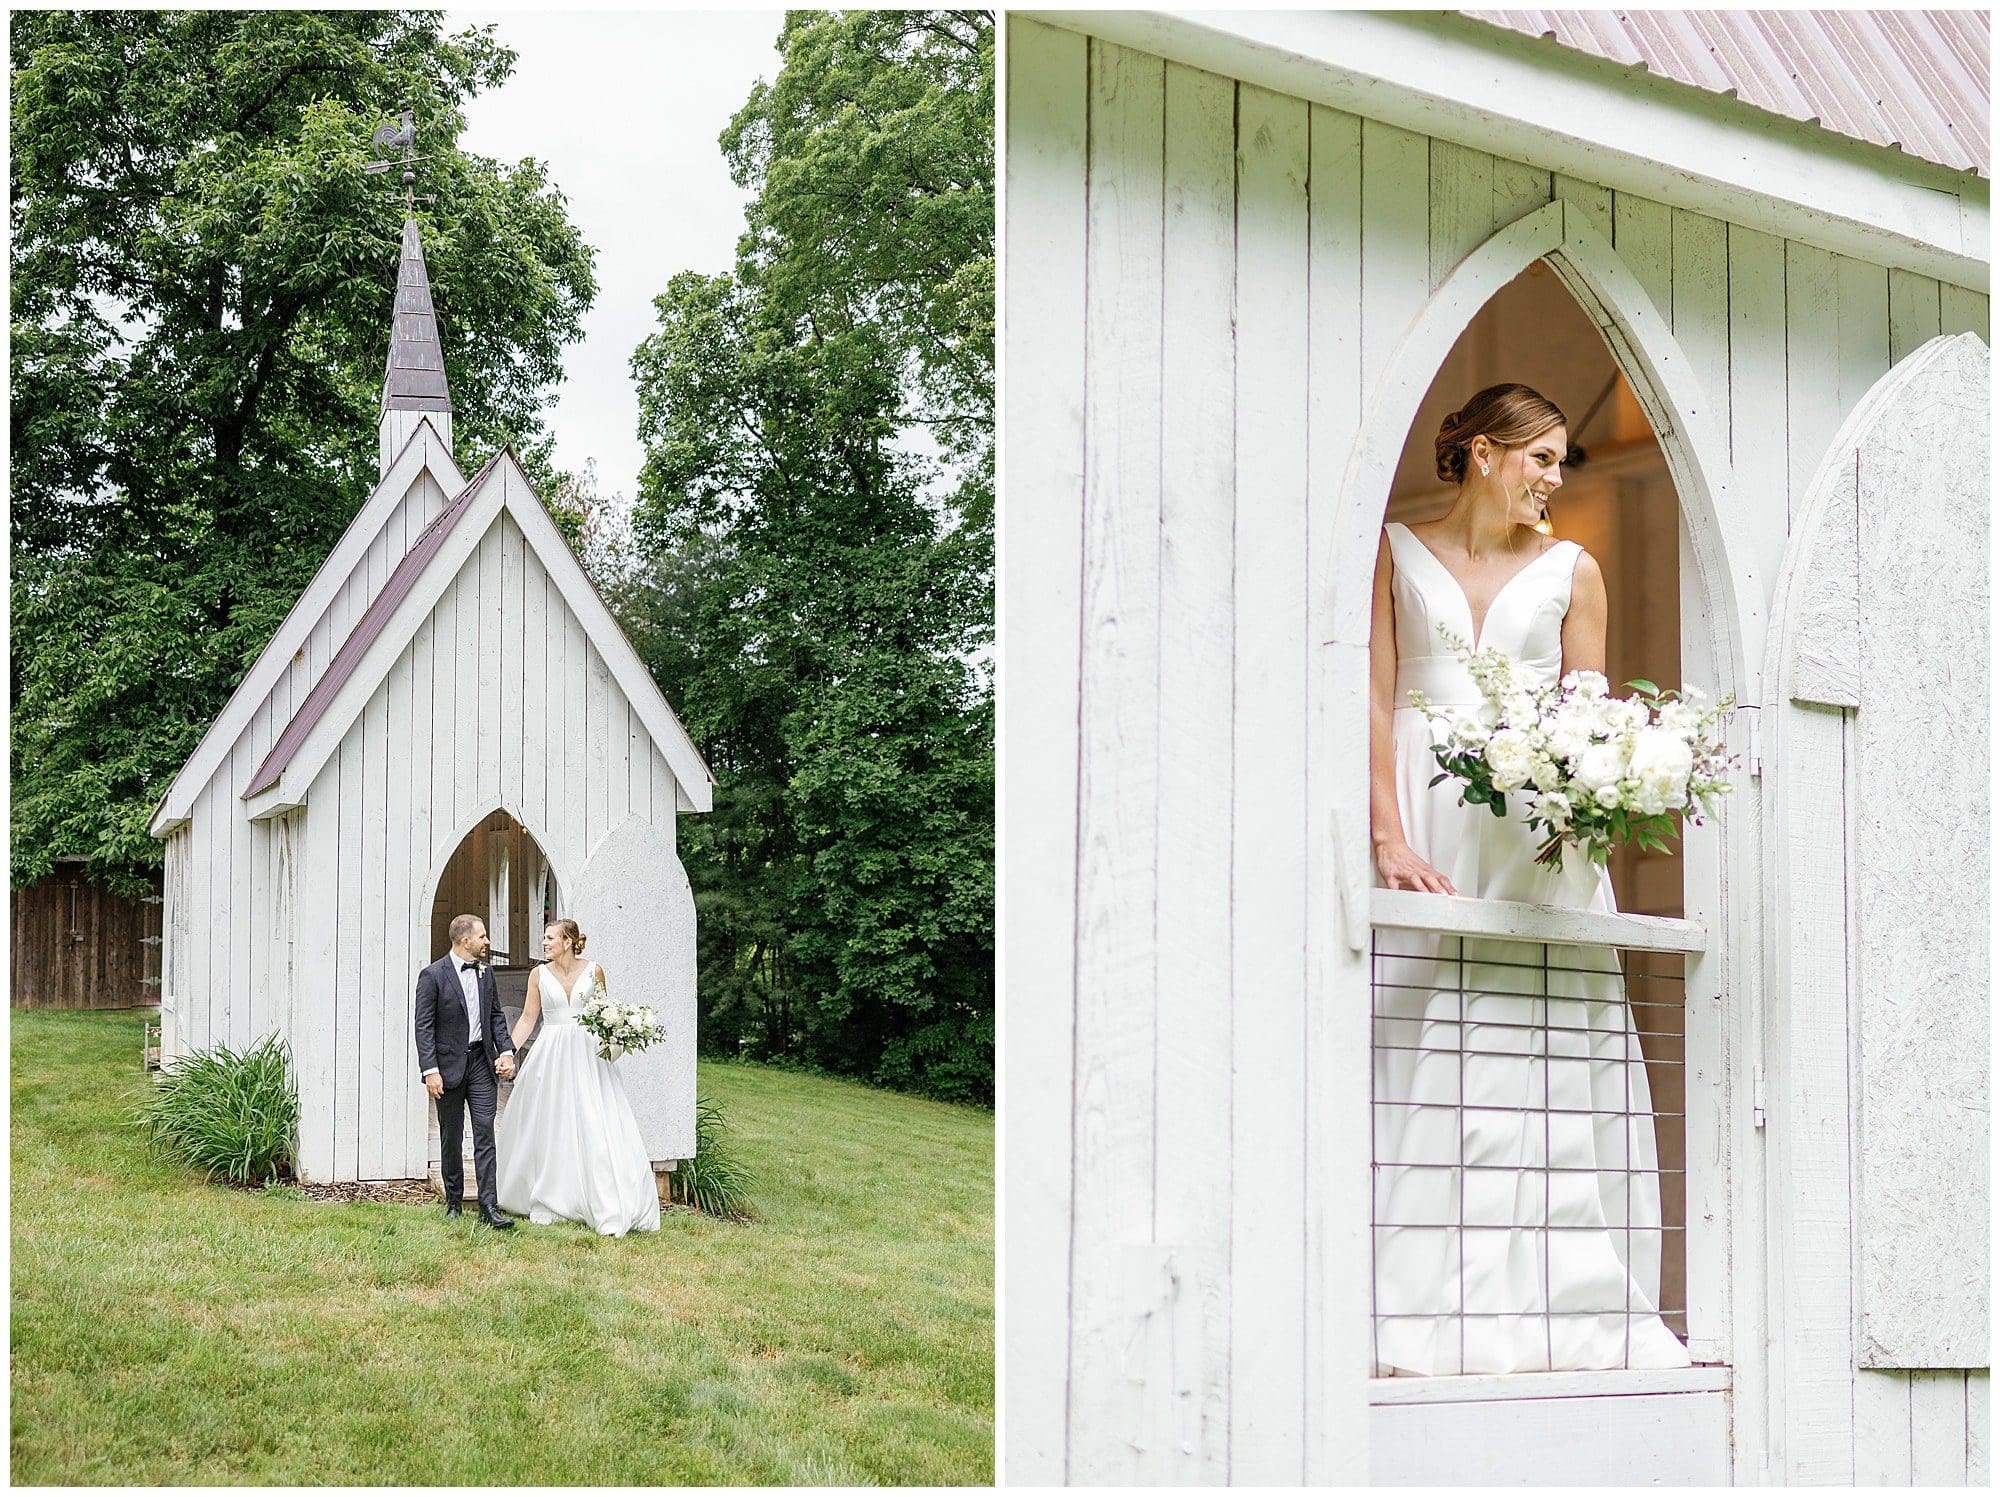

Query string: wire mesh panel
[1370,923,1689,1377]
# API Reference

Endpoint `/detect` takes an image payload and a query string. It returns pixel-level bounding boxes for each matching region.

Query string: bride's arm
[1371,534,1455,895]
[1560,548,1608,677]
[511,968,543,1052]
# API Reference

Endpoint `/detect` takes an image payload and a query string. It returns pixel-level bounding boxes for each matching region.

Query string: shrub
[667,1096,755,1221]
[139,1034,298,1186]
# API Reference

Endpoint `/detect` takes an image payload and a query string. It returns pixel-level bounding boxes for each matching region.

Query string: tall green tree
[626,10,992,1102]
[10,10,595,891]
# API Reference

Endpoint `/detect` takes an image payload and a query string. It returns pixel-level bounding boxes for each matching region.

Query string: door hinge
[1752,1063,1766,1129]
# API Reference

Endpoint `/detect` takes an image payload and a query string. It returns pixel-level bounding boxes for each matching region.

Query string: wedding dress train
[1372,521,1690,1376]
[496,959,661,1237]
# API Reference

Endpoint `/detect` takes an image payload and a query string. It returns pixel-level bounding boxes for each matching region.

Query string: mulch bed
[287,1179,442,1205]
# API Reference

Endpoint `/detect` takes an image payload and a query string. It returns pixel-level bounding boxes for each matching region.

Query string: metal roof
[382,215,452,412]
[243,451,503,800]
[1460,10,1989,178]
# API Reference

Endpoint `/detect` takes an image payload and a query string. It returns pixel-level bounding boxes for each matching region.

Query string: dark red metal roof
[244,451,504,800]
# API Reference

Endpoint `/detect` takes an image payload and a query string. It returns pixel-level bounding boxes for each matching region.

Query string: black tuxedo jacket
[413,954,515,1089]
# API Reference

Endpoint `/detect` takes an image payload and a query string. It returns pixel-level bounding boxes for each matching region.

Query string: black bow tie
[460,962,477,972]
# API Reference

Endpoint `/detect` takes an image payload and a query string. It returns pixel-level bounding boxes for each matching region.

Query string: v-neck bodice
[1385,522,1580,706]
[536,960,596,1027]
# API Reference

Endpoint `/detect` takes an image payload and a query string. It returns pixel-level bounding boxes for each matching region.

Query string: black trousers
[438,1044,499,1212]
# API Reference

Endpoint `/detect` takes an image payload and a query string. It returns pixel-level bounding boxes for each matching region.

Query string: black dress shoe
[444,1202,463,1218]
[480,1207,514,1230]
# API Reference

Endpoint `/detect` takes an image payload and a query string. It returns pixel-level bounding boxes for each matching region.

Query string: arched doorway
[1388,256,1694,1341]
[424,806,563,1063]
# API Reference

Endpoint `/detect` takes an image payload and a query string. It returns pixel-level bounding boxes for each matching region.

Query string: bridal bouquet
[1408,625,1737,872]
[576,978,665,1063]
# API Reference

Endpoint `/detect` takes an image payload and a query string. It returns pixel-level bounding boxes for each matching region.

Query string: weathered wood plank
[1371,1391,1732,1484]
[1855,1369,1912,1485]
[1939,283,1989,342]
[1911,1372,1969,1485]
[477,519,502,803]
[1835,254,1891,425]
[1770,702,1854,1480]
[1725,224,1788,590]
[1427,136,1490,291]
[999,18,1088,1485]
[1969,1371,1991,1484]
[1611,190,1673,325]
[1151,54,1236,1483]
[1360,118,1429,391]
[1664,210,1728,442]
[1489,153,1550,230]
[1067,36,1165,1486]
[1784,241,1842,530]
[1230,78,1310,1486]
[1305,97,1371,1487]
[1370,889,1706,952]
[1888,267,1942,364]
[333,734,363,1183]
[1552,173,1612,247]
[357,686,389,1180]
[384,639,417,1176]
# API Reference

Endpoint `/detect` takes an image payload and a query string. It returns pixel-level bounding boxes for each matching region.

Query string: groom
[414,914,517,1228]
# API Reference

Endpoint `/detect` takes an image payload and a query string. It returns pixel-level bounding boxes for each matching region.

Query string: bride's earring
[1479,461,1490,476]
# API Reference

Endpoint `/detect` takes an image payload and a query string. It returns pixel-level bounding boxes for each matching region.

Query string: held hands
[1374,839,1458,897]
[495,1053,516,1081]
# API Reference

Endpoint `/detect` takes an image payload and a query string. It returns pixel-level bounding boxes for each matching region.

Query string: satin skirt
[1373,706,1690,1375]
[496,1022,660,1237]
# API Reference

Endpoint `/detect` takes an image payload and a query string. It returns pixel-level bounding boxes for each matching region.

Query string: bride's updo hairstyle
[548,918,587,956]
[1434,383,1567,485]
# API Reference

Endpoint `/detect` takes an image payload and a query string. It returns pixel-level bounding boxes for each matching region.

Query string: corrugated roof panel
[1459,10,1989,177]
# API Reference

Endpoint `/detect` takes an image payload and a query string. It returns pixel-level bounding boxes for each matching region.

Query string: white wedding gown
[1372,521,1689,1376]
[496,960,661,1237]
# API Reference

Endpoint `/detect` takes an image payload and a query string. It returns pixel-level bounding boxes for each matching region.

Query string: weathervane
[364,107,432,210]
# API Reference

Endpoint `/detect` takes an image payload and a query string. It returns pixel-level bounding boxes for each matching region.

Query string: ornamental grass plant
[138,1034,298,1187]
[671,1095,757,1221]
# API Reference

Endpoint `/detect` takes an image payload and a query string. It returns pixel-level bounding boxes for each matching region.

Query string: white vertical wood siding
[170,502,688,1183]
[1003,15,1991,1485]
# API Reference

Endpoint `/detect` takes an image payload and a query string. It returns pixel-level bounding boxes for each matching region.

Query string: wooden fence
[11,868,162,1008]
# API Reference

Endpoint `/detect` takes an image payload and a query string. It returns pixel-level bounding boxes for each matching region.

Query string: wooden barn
[149,216,712,1185]
[1001,9,1988,1486]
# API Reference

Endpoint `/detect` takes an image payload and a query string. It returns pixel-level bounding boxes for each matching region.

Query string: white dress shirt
[420,951,485,1081]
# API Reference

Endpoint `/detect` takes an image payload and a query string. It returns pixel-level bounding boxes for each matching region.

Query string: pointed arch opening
[1336,196,1750,1382]
[423,806,565,1039]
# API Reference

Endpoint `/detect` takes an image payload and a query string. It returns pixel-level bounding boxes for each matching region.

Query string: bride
[1369,381,1690,1376]
[495,919,661,1237]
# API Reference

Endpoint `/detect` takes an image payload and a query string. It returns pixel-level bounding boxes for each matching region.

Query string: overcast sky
[448,10,785,508]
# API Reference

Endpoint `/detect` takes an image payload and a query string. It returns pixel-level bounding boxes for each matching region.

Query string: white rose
[1484,729,1534,791]
[1575,740,1629,792]
[1629,727,1695,795]
[1594,782,1623,809]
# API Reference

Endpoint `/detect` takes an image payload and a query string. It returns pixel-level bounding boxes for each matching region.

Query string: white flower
[1595,782,1623,809]
[1658,701,1702,734]
[1545,714,1591,762]
[1500,690,1541,730]
[1447,707,1491,752]
[1529,754,1564,793]
[1607,698,1650,734]
[1541,796,1572,831]
[1575,740,1629,792]
[1562,669,1610,700]
[1485,729,1534,790]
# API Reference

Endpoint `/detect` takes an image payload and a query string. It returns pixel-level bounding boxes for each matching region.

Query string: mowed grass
[11,1010,992,1485]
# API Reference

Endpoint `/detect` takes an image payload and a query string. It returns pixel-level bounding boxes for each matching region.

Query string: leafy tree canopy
[626,9,992,1101]
[10,9,596,890]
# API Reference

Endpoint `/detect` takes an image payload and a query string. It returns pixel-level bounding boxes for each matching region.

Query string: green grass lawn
[11,1009,992,1485]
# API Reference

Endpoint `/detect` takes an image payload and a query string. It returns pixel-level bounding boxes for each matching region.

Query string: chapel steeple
[379,215,453,474]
